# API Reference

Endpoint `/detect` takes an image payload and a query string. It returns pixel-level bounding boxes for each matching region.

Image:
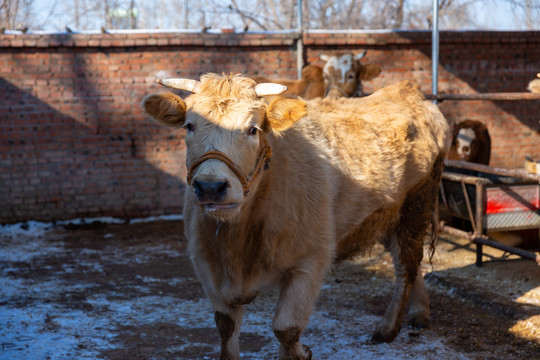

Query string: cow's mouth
[201,202,240,220]
[201,203,238,211]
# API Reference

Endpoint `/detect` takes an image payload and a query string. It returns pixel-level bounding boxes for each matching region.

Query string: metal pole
[473,237,540,265]
[297,0,304,79]
[432,0,439,103]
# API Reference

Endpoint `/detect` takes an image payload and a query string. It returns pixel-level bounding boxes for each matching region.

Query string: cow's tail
[428,200,439,263]
[427,154,445,264]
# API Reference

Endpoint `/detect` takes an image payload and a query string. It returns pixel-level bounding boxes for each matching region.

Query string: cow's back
[271,80,449,258]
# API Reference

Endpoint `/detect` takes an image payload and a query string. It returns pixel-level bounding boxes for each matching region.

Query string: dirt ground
[1,219,539,360]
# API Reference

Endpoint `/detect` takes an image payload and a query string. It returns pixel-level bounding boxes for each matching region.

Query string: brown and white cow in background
[143,74,450,360]
[251,64,325,99]
[447,120,491,165]
[320,50,382,98]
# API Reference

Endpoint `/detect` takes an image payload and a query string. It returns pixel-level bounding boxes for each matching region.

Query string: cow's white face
[182,97,267,220]
[143,74,307,222]
[322,53,360,98]
[320,51,381,98]
[455,127,476,161]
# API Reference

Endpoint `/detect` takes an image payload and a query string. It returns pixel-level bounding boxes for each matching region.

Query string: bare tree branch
[12,0,540,32]
[227,0,268,30]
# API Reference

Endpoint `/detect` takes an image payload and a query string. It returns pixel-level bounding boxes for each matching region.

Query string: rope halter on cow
[186,138,272,198]
[156,76,286,198]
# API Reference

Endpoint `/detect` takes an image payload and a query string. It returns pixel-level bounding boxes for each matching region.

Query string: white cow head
[320,51,381,98]
[142,74,307,222]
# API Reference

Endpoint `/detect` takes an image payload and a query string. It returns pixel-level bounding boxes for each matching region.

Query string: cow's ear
[358,64,382,81]
[142,92,186,127]
[264,98,307,135]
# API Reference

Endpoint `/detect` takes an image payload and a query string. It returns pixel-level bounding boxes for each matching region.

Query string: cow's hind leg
[407,270,430,328]
[372,233,422,343]
[373,155,443,343]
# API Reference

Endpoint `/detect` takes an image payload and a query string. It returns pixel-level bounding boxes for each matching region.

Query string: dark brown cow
[448,120,491,165]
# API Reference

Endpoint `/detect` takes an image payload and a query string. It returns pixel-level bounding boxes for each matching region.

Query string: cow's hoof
[302,345,312,360]
[371,328,399,344]
[408,313,430,329]
[278,344,312,360]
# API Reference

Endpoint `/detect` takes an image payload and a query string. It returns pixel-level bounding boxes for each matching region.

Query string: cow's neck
[197,152,275,292]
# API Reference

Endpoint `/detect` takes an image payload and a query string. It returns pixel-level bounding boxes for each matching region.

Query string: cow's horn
[355,50,367,60]
[255,83,287,97]
[156,78,201,93]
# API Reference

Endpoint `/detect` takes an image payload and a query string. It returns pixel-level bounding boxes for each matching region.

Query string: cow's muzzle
[186,138,272,198]
[325,85,351,98]
[192,179,229,203]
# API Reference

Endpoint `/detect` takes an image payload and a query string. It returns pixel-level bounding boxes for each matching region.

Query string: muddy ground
[1,219,539,360]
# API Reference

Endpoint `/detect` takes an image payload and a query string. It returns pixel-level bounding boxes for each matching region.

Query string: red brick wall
[1,31,539,223]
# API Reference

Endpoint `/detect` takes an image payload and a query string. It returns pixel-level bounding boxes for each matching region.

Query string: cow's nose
[192,179,228,202]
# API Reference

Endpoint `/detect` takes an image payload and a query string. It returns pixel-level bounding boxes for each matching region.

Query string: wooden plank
[445,159,540,182]
[425,92,540,101]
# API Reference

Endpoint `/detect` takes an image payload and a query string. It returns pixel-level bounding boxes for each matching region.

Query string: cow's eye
[347,74,355,81]
[183,122,195,132]
[248,127,259,136]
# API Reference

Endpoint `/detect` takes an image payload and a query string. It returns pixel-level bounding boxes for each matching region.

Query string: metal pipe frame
[431,0,439,103]
[440,159,539,266]
[439,223,540,266]
[445,159,540,183]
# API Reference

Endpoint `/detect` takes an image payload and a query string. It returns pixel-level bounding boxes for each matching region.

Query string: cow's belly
[241,271,281,300]
[334,202,401,262]
[330,171,406,261]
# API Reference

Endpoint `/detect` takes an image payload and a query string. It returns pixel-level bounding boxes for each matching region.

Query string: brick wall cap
[1,29,539,48]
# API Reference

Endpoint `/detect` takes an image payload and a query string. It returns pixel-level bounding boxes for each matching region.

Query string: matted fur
[143,74,450,360]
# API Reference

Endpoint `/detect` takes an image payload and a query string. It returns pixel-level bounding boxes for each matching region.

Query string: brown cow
[251,64,325,99]
[320,50,382,98]
[525,156,540,175]
[527,73,540,93]
[143,74,450,360]
[447,120,491,165]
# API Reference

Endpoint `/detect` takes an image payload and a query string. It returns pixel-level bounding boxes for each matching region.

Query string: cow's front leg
[273,263,324,360]
[214,305,243,360]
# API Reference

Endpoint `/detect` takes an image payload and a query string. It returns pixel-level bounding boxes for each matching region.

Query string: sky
[470,1,527,30]
[29,0,539,33]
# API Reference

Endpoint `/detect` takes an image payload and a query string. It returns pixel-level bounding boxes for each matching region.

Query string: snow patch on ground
[0,215,184,238]
[3,223,537,359]
[0,233,469,360]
